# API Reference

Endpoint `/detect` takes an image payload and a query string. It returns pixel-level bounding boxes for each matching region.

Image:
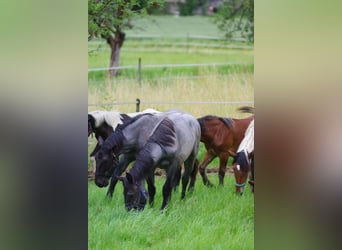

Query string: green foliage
[88,0,162,40]
[213,0,254,42]
[178,0,209,16]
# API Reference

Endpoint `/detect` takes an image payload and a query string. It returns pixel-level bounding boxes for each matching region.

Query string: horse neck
[94,124,113,140]
[129,143,162,182]
[102,129,124,152]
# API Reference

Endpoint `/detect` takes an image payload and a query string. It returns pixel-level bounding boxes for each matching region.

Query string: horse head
[118,173,148,211]
[94,145,118,188]
[231,150,250,195]
[88,114,94,136]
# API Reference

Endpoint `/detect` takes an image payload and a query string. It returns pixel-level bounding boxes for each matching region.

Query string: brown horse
[197,110,254,187]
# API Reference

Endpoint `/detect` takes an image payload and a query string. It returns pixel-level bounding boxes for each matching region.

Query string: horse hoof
[206,182,214,187]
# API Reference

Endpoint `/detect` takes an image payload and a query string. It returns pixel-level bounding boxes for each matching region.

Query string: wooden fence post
[136,98,140,112]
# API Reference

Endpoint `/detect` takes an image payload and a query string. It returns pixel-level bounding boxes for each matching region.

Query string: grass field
[88,15,254,250]
[88,175,254,250]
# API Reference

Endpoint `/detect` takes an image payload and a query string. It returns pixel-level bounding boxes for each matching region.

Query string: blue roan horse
[117,113,201,211]
[94,113,160,200]
[94,110,199,206]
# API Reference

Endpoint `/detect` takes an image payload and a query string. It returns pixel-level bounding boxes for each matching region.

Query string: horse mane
[238,106,254,114]
[88,110,124,129]
[197,115,233,131]
[101,129,124,153]
[116,113,154,131]
[148,117,176,148]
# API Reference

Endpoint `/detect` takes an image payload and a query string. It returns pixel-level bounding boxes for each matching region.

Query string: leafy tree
[213,0,254,42]
[88,0,164,77]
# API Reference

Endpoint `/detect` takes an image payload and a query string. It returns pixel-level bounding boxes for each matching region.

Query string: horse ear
[126,173,134,184]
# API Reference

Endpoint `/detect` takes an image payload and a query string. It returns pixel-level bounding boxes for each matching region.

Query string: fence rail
[88,61,253,73]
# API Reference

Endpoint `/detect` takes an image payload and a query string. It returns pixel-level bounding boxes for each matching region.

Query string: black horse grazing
[117,113,201,211]
[88,109,160,173]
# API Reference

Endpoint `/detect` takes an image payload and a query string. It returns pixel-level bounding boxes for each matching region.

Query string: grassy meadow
[88,16,254,250]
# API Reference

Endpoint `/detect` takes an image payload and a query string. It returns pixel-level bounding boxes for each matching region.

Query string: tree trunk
[106,30,125,78]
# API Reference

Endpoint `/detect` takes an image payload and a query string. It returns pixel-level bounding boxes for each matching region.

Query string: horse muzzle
[95,176,109,188]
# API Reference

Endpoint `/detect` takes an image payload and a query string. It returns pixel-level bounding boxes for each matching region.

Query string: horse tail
[237,106,254,114]
[197,117,206,132]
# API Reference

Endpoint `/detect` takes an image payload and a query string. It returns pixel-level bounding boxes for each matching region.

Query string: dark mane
[88,114,96,129]
[101,129,124,153]
[116,113,153,131]
[148,117,176,148]
[197,115,233,131]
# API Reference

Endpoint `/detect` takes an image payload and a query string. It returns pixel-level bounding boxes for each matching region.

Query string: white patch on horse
[89,110,123,129]
[236,164,241,171]
[237,119,254,154]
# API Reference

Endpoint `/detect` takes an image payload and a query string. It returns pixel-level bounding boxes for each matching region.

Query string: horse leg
[106,155,132,198]
[146,174,156,207]
[161,162,179,210]
[172,165,182,192]
[181,157,196,199]
[161,177,172,211]
[199,152,216,187]
[188,158,199,192]
[218,153,229,186]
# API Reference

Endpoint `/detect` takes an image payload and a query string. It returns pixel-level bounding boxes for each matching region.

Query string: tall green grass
[88,175,254,250]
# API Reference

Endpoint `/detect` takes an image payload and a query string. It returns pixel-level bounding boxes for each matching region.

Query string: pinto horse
[231,107,254,194]
[117,113,201,211]
[88,111,131,158]
[197,112,254,187]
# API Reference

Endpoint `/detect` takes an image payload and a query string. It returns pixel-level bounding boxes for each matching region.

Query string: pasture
[88,177,254,250]
[88,16,254,249]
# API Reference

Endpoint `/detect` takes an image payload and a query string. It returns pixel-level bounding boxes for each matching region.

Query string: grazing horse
[95,110,194,205]
[231,107,254,194]
[197,112,254,187]
[88,109,161,156]
[88,109,160,172]
[118,113,201,211]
